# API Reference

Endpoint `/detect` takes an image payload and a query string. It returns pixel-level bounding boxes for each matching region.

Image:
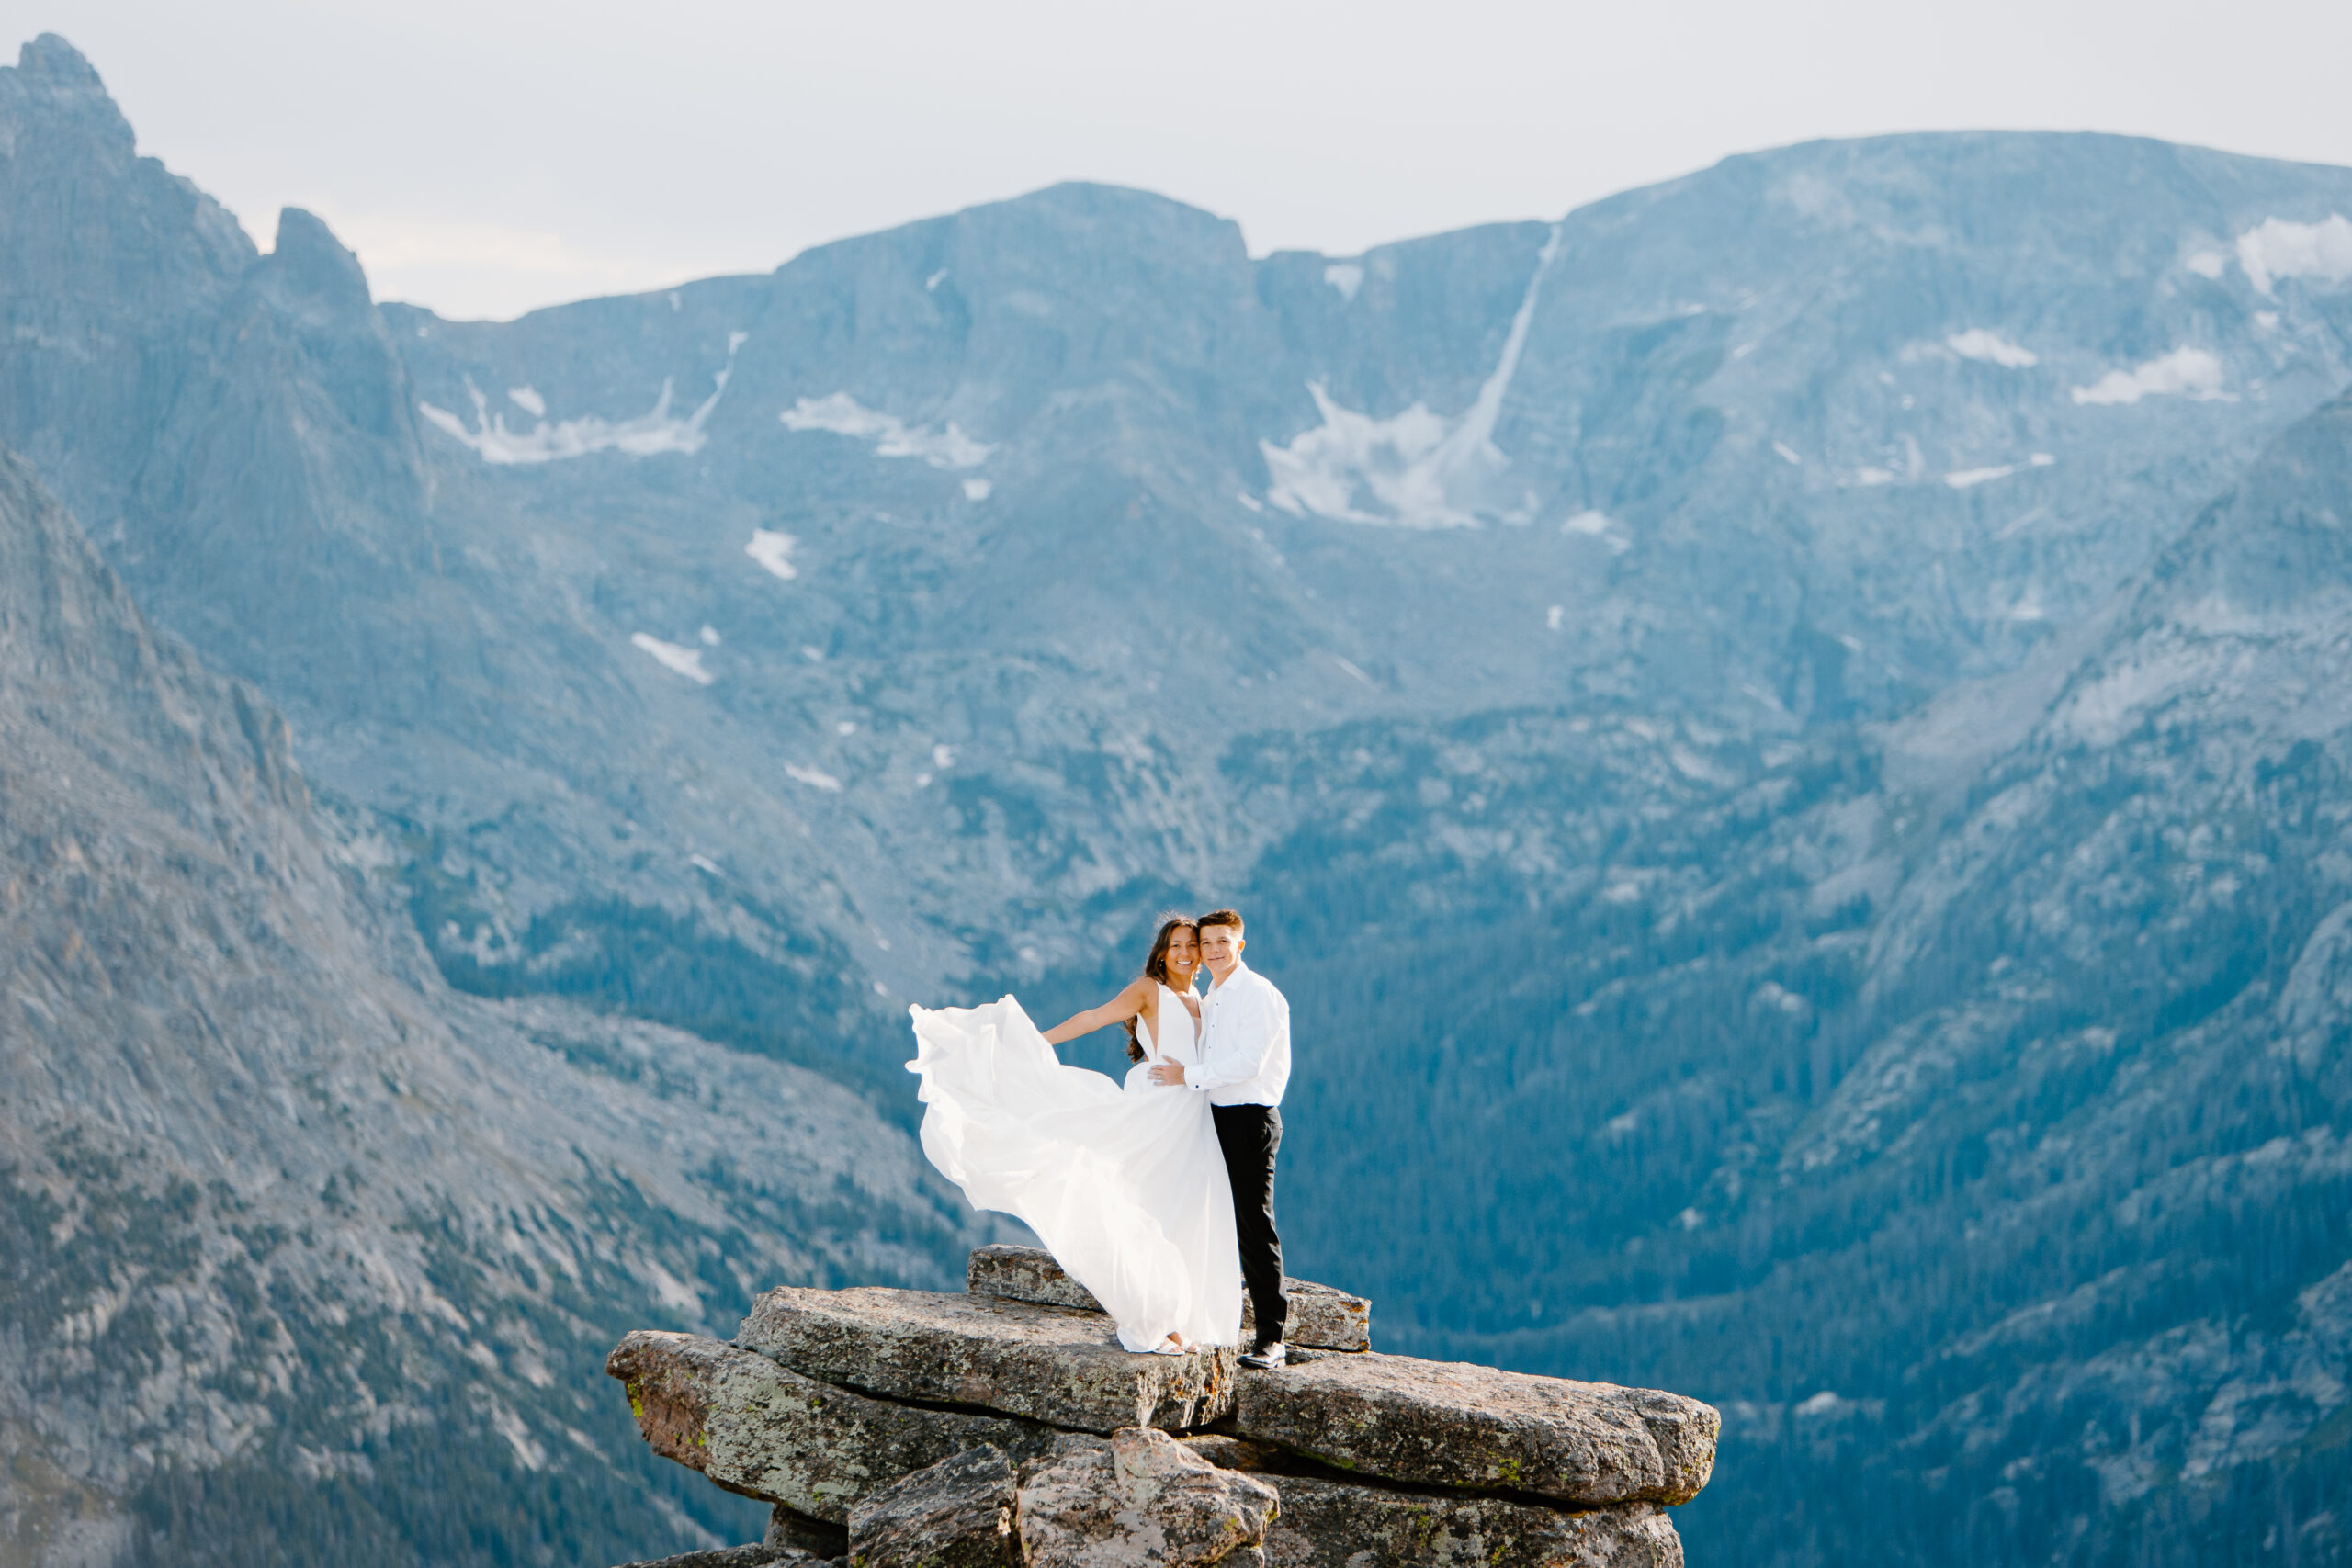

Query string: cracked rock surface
[1015,1430,1277,1568]
[846,1444,1021,1567]
[1229,1349,1718,1506]
[608,1330,1052,1522]
[738,1288,1237,1434]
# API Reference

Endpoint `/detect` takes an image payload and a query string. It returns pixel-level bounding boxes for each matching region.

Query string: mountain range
[4,28,2351,1568]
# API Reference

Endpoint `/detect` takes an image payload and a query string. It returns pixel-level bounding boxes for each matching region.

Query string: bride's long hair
[1125,914,1198,1064]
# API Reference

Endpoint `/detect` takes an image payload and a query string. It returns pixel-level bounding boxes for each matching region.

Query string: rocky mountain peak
[263,205,376,318]
[4,34,130,158]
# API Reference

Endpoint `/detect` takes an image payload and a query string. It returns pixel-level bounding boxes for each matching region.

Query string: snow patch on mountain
[2235,214,2352,295]
[745,529,797,581]
[1263,227,1563,528]
[780,392,992,469]
[630,634,713,685]
[1947,454,2055,489]
[420,340,743,464]
[1947,329,2039,368]
[2071,347,2229,406]
[1323,263,1364,302]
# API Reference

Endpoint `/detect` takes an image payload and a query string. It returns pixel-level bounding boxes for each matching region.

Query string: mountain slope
[1236,396,2352,1568]
[13,28,2352,1017]
[0,446,979,1564]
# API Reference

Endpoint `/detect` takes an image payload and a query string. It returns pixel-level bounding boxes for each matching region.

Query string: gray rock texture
[612,1548,833,1568]
[1227,1352,1717,1506]
[966,1247,1370,1353]
[608,1331,1051,1523]
[739,1288,1236,1433]
[768,1508,853,1558]
[1014,1429,1276,1567]
[1260,1483,1679,1568]
[845,1445,1020,1567]
[1182,1437,1682,1568]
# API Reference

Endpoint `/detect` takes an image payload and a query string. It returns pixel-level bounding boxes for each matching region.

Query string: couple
[906,908,1293,1367]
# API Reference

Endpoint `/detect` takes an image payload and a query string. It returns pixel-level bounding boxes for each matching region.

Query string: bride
[906,917,1242,1354]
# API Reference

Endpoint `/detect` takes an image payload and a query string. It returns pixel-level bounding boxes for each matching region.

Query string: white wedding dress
[907,987,1243,1351]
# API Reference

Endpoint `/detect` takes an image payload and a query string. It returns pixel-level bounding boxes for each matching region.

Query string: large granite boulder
[739,1287,1235,1433]
[1227,1351,1717,1507]
[607,1330,1053,1523]
[1183,1437,1684,1568]
[1015,1429,1277,1567]
[966,1246,1372,1354]
[847,1445,1020,1568]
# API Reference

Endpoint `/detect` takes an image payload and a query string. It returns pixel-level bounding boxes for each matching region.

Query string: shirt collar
[1209,958,1251,996]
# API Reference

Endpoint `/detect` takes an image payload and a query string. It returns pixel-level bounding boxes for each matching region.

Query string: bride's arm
[1041,977,1152,1046]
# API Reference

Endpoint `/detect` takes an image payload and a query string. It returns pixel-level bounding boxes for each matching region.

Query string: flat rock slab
[967,1246,1371,1354]
[847,1444,1020,1568]
[1262,1481,1680,1568]
[1017,1429,1276,1567]
[740,1287,1236,1434]
[1227,1352,1717,1507]
[1183,1437,1682,1568]
[608,1330,1053,1523]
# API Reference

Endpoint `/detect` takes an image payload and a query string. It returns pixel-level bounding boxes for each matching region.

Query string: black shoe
[1238,1341,1287,1370]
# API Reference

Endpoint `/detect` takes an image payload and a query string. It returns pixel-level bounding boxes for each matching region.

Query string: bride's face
[1164,926,1200,986]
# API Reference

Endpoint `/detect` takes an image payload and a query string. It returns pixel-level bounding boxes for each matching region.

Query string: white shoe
[1238,1341,1287,1370]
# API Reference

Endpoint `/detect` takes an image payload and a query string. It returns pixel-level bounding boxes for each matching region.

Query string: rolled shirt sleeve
[1185,980,1286,1092]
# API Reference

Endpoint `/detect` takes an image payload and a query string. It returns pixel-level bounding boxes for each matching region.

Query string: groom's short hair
[1197,908,1244,933]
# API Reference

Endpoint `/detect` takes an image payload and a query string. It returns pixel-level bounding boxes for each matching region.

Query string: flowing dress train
[907,989,1242,1351]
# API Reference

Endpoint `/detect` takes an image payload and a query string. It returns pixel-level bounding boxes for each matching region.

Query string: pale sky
[7,0,2348,321]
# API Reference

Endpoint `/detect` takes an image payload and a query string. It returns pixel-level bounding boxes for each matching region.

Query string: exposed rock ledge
[606,1246,1718,1566]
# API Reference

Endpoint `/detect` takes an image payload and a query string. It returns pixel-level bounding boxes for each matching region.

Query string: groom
[1148,907,1292,1369]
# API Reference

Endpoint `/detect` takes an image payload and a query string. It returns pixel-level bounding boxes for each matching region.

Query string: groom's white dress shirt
[1184,959,1291,1107]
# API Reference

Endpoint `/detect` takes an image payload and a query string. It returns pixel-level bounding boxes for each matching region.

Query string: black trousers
[1212,1103,1286,1347]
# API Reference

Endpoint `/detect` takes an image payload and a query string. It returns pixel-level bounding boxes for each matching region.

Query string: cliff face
[0,446,982,1563]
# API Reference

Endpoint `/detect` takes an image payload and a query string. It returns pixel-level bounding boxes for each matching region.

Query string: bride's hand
[1147,1062,1187,1087]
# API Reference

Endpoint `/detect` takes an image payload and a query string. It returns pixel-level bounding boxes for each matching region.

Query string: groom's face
[1199,924,1244,977]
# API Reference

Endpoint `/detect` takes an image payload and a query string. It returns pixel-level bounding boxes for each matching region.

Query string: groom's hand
[1148,1062,1188,1087]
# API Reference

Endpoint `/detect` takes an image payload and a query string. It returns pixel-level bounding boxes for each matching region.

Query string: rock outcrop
[1228,1350,1715,1506]
[608,1331,1053,1523]
[737,1287,1238,1434]
[609,1251,1716,1565]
